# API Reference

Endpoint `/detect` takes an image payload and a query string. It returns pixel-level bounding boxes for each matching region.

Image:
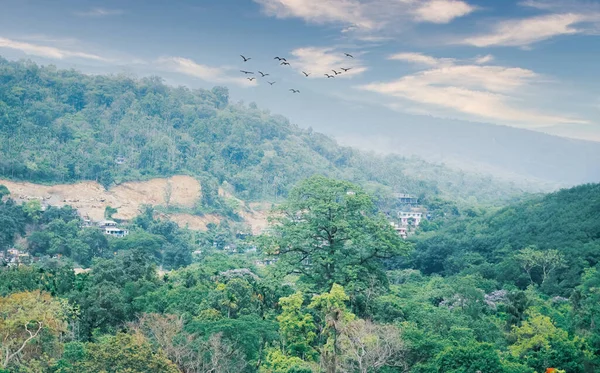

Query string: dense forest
[1,178,600,372]
[1,59,599,373]
[0,57,533,207]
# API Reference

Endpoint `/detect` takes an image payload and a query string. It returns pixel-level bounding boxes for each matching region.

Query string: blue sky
[1,0,599,144]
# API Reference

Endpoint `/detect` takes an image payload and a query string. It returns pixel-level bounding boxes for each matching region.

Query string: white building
[104,227,129,238]
[398,211,423,226]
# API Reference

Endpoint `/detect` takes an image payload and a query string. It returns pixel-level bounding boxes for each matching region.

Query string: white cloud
[462,13,588,47]
[157,57,256,87]
[521,0,600,13]
[388,52,455,66]
[253,0,475,34]
[289,47,367,78]
[254,0,375,29]
[474,54,494,64]
[74,8,124,17]
[413,0,475,24]
[358,57,586,127]
[0,36,107,61]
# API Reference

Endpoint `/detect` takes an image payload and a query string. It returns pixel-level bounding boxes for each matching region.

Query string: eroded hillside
[0,176,269,233]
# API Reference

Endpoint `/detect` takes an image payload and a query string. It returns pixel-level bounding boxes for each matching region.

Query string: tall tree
[262,176,410,293]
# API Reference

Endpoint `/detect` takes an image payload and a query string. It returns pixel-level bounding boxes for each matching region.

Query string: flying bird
[341,67,352,72]
[247,77,256,81]
[240,55,251,62]
[240,70,254,75]
[302,71,311,77]
[258,71,269,77]
[267,81,276,85]
[289,89,300,93]
[281,61,291,66]
[332,70,341,75]
[274,57,287,61]
[325,74,335,78]
[344,53,354,58]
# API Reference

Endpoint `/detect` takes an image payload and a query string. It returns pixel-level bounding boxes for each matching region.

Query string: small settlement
[1,217,129,267]
[389,193,427,239]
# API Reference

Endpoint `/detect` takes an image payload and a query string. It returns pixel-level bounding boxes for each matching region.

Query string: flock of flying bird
[238,53,355,94]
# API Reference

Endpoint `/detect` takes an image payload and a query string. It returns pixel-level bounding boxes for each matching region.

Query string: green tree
[309,284,355,373]
[0,291,69,370]
[23,199,42,223]
[262,176,410,294]
[509,311,590,372]
[277,292,317,360]
[63,332,179,373]
[104,206,118,220]
[435,343,532,373]
[515,248,566,286]
[0,185,9,199]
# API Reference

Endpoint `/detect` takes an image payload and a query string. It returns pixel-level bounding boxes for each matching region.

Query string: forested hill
[410,183,600,295]
[0,57,531,205]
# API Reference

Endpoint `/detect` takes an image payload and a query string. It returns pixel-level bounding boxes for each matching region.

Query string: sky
[1,0,600,144]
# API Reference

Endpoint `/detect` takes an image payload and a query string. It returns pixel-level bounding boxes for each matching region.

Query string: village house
[98,220,129,237]
[398,210,424,226]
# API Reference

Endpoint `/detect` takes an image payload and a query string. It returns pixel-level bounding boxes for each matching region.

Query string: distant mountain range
[330,113,600,188]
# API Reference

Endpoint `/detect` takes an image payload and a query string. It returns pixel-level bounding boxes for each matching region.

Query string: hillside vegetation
[3,57,599,373]
[0,57,529,207]
[409,183,600,295]
[2,178,600,372]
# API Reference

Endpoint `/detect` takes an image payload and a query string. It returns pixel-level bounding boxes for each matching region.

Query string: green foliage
[104,206,117,220]
[56,332,179,373]
[411,183,600,295]
[0,291,69,370]
[277,292,317,359]
[509,311,591,373]
[0,185,9,199]
[0,58,526,207]
[263,176,411,294]
[434,343,532,373]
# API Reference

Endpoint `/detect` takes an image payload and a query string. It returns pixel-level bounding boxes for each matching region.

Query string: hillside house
[394,193,419,205]
[99,220,118,228]
[398,211,424,226]
[98,220,129,237]
[104,227,129,238]
[3,249,31,266]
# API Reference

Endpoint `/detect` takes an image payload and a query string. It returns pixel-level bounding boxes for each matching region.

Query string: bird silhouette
[240,70,254,74]
[281,61,291,66]
[325,74,335,78]
[289,89,300,93]
[344,53,354,58]
[274,57,287,61]
[332,70,341,75]
[267,81,276,85]
[258,71,269,77]
[302,71,311,77]
[240,55,251,62]
[341,67,352,72]
[247,77,256,81]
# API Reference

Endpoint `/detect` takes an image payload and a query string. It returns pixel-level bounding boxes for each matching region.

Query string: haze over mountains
[330,112,600,187]
[228,86,600,188]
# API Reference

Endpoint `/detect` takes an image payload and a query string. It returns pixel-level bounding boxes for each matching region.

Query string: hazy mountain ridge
[334,115,600,187]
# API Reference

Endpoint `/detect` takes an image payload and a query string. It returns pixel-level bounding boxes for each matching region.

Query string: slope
[0,57,533,207]
[410,183,600,294]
